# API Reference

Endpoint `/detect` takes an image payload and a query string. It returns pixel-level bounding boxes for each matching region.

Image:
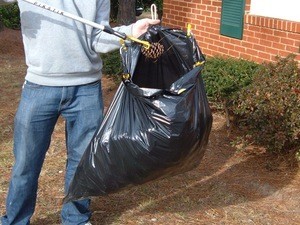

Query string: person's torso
[18,0,109,86]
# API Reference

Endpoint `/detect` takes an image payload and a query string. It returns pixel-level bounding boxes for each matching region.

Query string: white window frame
[250,0,300,22]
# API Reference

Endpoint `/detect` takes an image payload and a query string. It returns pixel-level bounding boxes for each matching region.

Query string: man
[0,0,160,224]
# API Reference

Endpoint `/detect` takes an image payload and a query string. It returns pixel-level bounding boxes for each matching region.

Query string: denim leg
[61,81,103,225]
[1,82,60,225]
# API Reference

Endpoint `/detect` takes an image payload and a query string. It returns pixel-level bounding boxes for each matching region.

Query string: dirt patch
[0,28,299,225]
[0,27,24,56]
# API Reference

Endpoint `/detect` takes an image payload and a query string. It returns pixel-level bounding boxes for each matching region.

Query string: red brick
[202,0,212,5]
[205,27,217,34]
[255,32,267,39]
[167,14,175,20]
[243,29,255,38]
[177,21,186,28]
[266,35,280,43]
[211,12,220,19]
[178,11,187,17]
[208,44,219,52]
[234,46,246,53]
[212,1,221,7]
[260,27,274,35]
[197,4,207,10]
[229,50,241,58]
[258,51,271,60]
[200,42,209,49]
[219,47,229,54]
[245,48,259,56]
[214,40,224,47]
[253,44,266,52]
[244,36,259,43]
[165,4,174,9]
[192,9,201,15]
[187,3,197,8]
[202,11,212,17]
[288,33,300,41]
[175,16,183,22]
[260,39,272,47]
[174,6,183,11]
[229,39,242,45]
[272,42,284,49]
[249,25,261,33]
[278,51,293,58]
[291,23,297,32]
[296,23,300,33]
[243,42,254,49]
[285,45,298,53]
[274,30,287,38]
[207,6,217,12]
[281,37,295,46]
[224,43,233,50]
[252,56,264,64]
[180,2,188,7]
[206,17,217,24]
[209,33,220,40]
[196,15,206,21]
[265,47,279,55]
[210,23,220,30]
[240,53,253,61]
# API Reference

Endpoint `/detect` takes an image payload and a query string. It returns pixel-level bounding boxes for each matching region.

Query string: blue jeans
[1,80,104,225]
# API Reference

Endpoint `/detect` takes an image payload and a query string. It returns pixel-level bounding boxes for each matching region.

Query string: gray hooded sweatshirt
[0,0,133,86]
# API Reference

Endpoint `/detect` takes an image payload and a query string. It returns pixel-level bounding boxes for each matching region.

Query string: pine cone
[141,42,164,59]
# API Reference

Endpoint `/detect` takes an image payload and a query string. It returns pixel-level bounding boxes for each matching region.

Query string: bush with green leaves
[202,56,261,125]
[231,54,300,153]
[0,2,20,29]
[141,0,163,18]
[142,0,163,8]
[110,0,119,20]
[100,50,123,83]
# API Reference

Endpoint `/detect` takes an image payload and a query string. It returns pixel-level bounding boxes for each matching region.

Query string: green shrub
[0,2,20,29]
[231,54,300,153]
[202,56,261,125]
[110,0,119,20]
[142,0,163,18]
[0,19,3,31]
[101,50,123,83]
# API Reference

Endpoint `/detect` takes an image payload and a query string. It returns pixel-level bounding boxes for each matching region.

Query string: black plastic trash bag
[64,25,213,202]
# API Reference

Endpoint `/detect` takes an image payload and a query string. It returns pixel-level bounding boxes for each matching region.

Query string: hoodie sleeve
[91,0,133,53]
[0,0,17,5]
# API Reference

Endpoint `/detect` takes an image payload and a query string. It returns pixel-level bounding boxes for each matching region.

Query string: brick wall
[162,0,300,64]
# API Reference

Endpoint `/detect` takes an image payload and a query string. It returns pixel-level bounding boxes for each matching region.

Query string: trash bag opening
[131,26,198,89]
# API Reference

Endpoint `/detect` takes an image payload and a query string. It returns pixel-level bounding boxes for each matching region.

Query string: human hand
[132,18,160,38]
